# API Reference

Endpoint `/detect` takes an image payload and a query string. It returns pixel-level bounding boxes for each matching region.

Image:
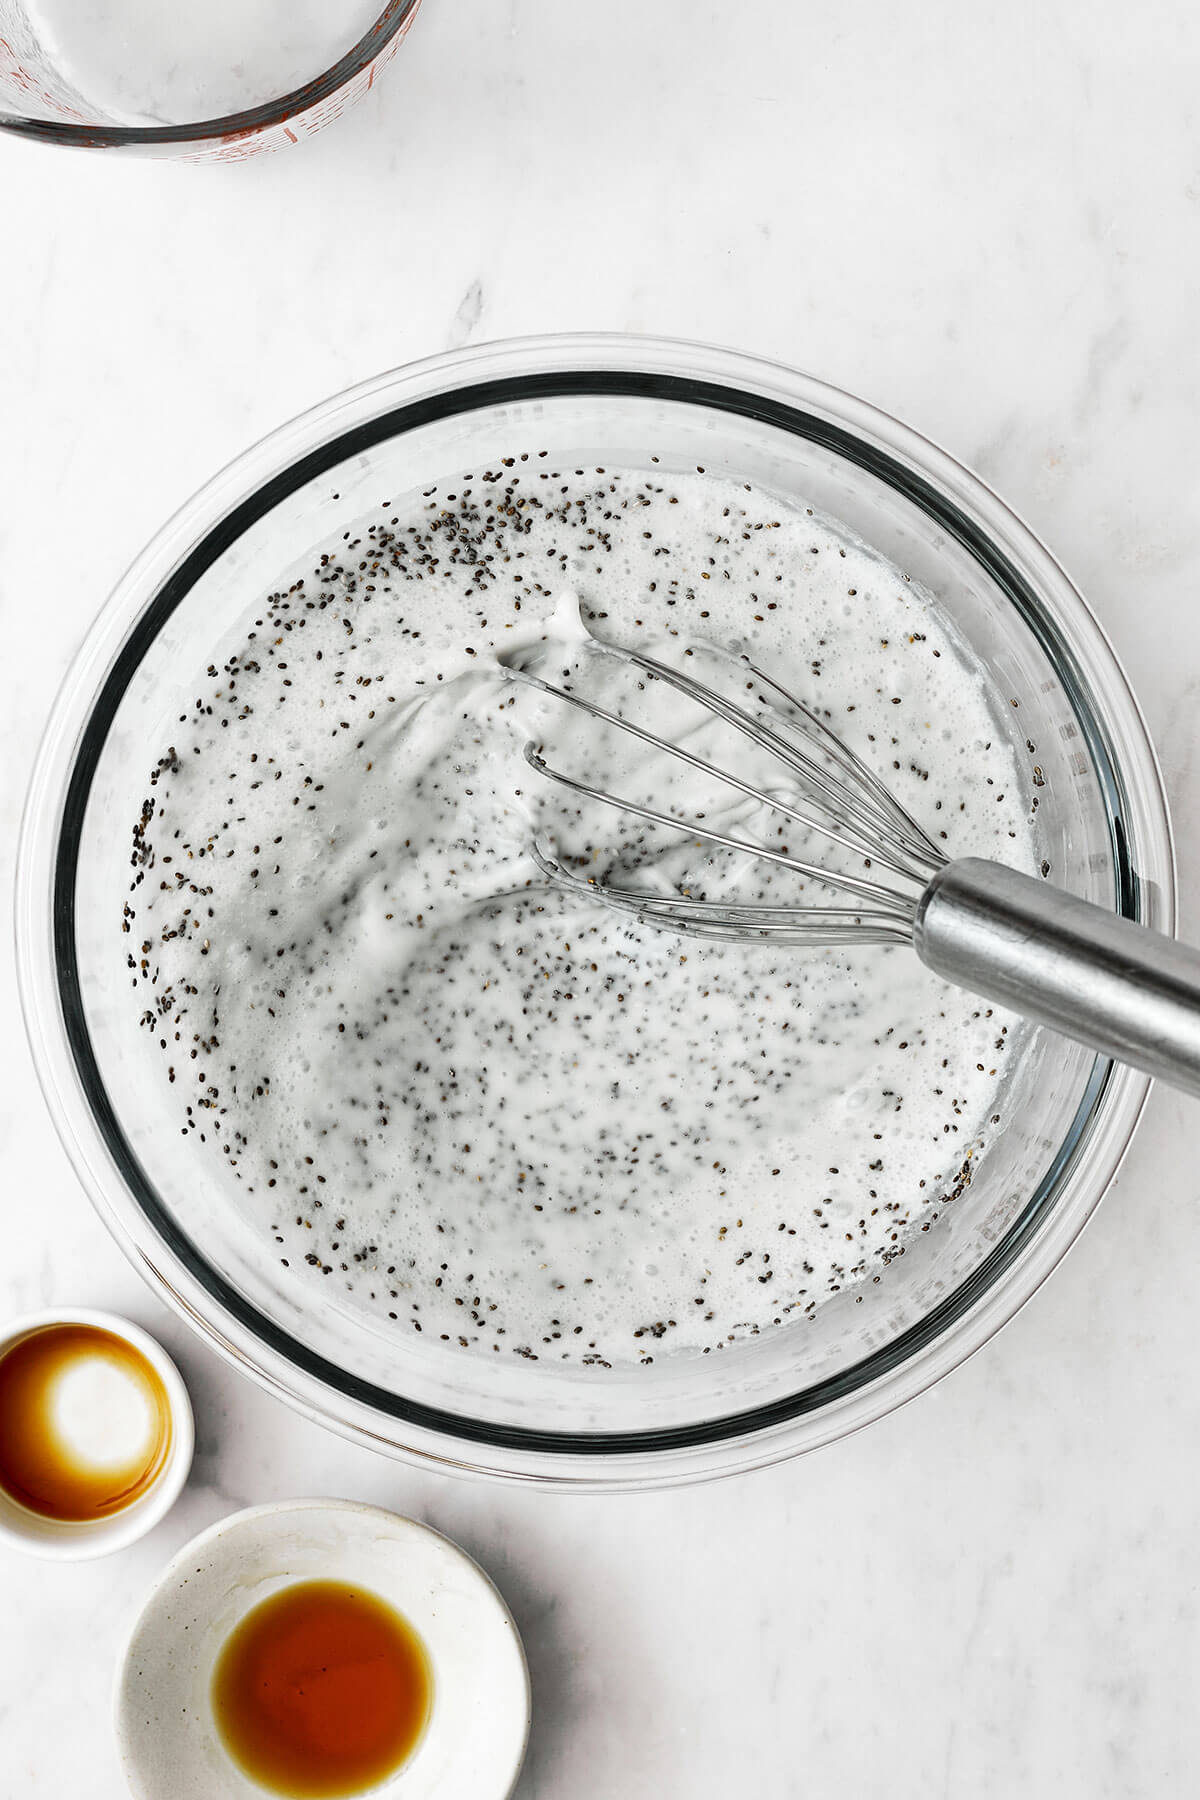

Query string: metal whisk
[517,642,1200,1100]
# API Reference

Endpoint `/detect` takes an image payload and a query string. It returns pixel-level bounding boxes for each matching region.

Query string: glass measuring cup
[0,0,422,159]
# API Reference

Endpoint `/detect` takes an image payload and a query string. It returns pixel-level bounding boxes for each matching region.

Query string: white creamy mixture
[125,464,1037,1366]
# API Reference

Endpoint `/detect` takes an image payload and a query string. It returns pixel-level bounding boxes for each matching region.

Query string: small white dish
[0,1306,193,1560]
[116,1498,531,1800]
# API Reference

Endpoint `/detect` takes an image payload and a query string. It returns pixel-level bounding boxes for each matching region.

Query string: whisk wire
[738,656,944,865]
[524,745,917,911]
[531,842,913,946]
[592,644,941,881]
[518,640,946,949]
[517,668,919,892]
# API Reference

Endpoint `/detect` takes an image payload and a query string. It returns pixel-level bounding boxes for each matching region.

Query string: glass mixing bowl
[16,335,1173,1488]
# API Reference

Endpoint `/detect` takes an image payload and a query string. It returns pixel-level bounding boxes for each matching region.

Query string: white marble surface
[2,1,1200,1793]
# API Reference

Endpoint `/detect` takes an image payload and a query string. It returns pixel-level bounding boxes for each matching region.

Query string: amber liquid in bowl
[0,1324,171,1520]
[212,1580,432,1797]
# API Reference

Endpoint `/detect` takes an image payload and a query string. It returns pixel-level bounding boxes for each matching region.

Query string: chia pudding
[123,462,1038,1367]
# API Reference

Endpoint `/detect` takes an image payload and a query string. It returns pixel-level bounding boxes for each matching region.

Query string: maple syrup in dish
[211,1579,433,1797]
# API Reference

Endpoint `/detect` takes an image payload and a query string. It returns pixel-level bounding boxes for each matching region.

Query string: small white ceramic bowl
[0,1306,193,1560]
[116,1498,531,1800]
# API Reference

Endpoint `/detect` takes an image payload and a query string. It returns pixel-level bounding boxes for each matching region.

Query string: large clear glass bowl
[16,335,1173,1488]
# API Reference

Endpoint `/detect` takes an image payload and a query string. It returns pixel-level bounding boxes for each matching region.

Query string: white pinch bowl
[115,1498,531,1799]
[0,1306,193,1560]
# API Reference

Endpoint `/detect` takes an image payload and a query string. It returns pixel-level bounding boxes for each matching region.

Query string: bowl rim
[0,0,420,149]
[15,332,1175,1487]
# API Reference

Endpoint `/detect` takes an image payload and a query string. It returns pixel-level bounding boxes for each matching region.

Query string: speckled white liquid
[125,466,1038,1367]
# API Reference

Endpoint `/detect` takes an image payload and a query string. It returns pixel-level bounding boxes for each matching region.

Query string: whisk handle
[914,856,1200,1098]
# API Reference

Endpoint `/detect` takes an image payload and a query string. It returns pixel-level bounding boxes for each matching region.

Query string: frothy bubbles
[122,463,1036,1370]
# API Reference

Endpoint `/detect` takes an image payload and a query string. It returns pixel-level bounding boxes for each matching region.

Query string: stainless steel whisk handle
[915,857,1200,1098]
